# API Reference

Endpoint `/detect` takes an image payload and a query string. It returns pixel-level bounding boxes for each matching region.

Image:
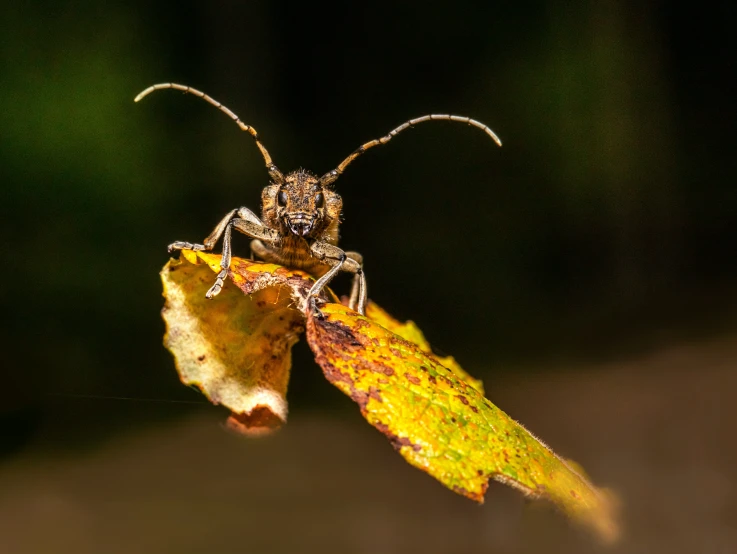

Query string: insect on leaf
[161,251,619,542]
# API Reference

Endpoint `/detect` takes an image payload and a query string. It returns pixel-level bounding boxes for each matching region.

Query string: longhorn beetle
[135,83,502,316]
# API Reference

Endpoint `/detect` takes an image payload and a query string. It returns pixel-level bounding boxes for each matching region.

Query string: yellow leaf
[306,303,619,542]
[161,251,619,541]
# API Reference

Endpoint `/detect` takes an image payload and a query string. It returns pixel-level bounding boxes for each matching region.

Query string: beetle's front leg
[168,207,264,253]
[308,242,366,317]
[205,216,279,299]
[204,221,234,299]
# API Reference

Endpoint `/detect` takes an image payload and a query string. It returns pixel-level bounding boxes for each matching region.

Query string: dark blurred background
[1,1,736,553]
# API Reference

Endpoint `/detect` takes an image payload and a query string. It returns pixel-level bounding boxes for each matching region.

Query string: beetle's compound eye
[315,192,325,209]
[277,190,288,207]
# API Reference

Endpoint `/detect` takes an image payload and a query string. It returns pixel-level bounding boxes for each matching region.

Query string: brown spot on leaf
[374,422,421,452]
[353,359,395,377]
[457,395,469,405]
[354,318,371,329]
[351,386,383,409]
[428,375,437,385]
[197,354,206,362]
[316,319,363,349]
[405,373,421,385]
[319,358,356,388]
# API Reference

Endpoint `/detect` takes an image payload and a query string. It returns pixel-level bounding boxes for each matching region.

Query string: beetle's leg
[309,242,366,317]
[230,218,280,243]
[345,251,366,314]
[203,215,279,299]
[168,208,237,253]
[354,268,367,315]
[307,253,346,318]
[205,222,234,298]
[234,206,265,227]
[168,207,264,253]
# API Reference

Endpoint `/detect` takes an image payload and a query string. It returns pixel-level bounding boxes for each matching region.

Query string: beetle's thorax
[261,169,342,245]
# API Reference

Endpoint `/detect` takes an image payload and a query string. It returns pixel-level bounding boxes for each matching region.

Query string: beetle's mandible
[135,83,502,316]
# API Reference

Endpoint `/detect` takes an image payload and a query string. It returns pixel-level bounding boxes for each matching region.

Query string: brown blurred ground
[1,336,736,554]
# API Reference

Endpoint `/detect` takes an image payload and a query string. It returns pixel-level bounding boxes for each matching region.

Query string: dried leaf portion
[161,251,305,435]
[307,303,619,543]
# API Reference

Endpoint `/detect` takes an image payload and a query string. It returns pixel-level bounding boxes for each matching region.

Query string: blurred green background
[1,2,736,553]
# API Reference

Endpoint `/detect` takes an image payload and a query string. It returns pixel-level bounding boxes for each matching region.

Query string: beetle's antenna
[319,114,502,186]
[135,83,283,181]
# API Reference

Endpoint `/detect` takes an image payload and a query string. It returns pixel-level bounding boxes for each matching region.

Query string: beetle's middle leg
[345,251,366,314]
[308,242,366,316]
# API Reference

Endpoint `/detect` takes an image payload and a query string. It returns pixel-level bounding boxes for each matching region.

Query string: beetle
[135,83,501,316]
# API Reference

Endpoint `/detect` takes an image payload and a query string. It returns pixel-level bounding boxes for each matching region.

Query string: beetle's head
[262,168,342,239]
